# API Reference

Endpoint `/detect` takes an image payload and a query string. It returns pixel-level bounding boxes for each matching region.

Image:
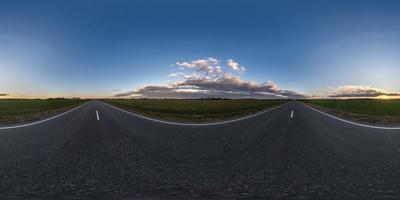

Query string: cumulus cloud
[227,59,245,73]
[0,93,9,96]
[175,57,220,75]
[115,58,306,99]
[329,85,400,98]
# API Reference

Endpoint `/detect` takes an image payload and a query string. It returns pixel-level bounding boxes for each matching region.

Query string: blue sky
[1,0,400,98]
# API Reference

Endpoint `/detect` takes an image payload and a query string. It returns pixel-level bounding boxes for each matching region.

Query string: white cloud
[176,57,219,72]
[175,62,195,68]
[227,59,245,73]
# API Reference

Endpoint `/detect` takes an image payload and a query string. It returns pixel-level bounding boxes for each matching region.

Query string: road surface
[1,101,400,199]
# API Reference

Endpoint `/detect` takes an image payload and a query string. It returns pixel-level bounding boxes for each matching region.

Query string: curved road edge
[303,103,400,130]
[0,102,90,130]
[98,100,290,126]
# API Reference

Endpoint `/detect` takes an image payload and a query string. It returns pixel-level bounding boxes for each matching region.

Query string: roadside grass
[103,99,289,122]
[303,99,400,125]
[0,99,86,124]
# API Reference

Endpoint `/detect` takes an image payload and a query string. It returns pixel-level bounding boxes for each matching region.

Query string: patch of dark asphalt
[1,102,400,199]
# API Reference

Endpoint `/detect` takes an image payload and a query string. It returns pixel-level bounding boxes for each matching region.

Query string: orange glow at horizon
[375,95,400,100]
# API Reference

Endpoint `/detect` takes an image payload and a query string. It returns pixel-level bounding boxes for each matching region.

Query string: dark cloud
[329,86,400,98]
[116,86,302,99]
[0,93,9,96]
[114,81,307,99]
[114,91,136,97]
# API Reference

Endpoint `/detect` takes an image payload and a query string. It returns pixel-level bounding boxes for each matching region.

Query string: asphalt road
[1,101,400,199]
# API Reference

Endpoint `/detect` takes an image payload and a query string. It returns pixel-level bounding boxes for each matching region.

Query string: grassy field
[304,99,400,125]
[0,99,86,124]
[103,99,289,122]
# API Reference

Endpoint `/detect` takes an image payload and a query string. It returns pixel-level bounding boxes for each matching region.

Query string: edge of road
[0,102,90,130]
[98,100,289,126]
[303,103,400,130]
[3,99,398,130]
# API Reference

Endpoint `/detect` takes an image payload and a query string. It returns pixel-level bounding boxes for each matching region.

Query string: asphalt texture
[1,100,400,199]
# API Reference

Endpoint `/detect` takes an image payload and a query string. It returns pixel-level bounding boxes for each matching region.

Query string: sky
[1,0,400,99]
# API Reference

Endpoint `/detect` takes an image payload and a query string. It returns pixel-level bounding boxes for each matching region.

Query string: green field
[0,99,86,124]
[304,99,400,124]
[104,99,289,122]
